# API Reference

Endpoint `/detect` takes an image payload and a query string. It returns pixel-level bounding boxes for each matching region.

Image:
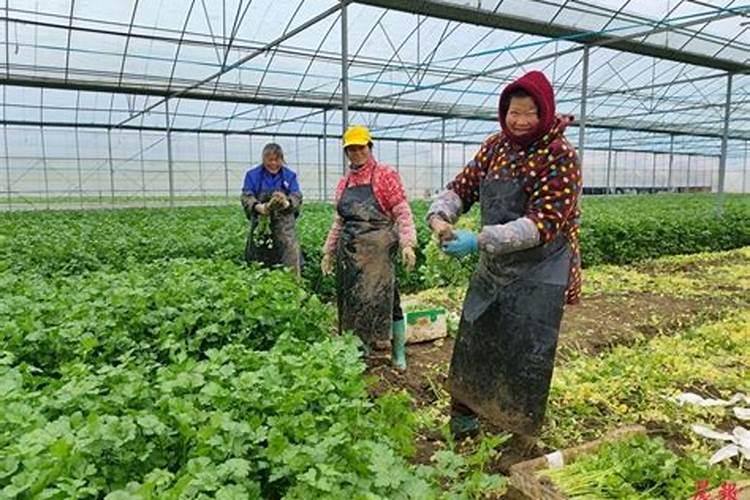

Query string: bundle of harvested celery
[538,435,739,499]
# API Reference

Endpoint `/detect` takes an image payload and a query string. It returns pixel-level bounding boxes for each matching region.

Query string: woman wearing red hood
[426,71,582,446]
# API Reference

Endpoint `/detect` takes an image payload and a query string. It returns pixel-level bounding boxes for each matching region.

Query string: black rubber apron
[335,168,399,348]
[448,170,571,436]
[244,172,301,275]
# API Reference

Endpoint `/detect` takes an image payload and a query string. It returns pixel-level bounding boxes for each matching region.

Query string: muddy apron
[335,169,398,348]
[245,178,302,276]
[448,172,571,436]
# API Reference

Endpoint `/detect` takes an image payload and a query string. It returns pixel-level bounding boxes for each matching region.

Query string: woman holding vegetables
[321,125,417,371]
[241,143,303,276]
[427,71,582,448]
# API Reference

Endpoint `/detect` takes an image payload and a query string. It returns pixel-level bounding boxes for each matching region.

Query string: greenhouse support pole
[138,129,146,206]
[743,140,748,194]
[716,73,732,216]
[2,23,7,207]
[605,129,613,194]
[107,128,115,207]
[3,124,9,209]
[323,110,328,201]
[197,132,205,203]
[246,134,253,203]
[576,45,589,207]
[396,140,400,173]
[75,126,83,208]
[39,88,50,210]
[294,136,299,179]
[440,118,446,188]
[612,150,618,193]
[248,134,253,164]
[165,98,175,207]
[667,134,674,192]
[317,137,322,200]
[651,152,657,191]
[223,133,229,201]
[40,126,50,210]
[578,45,589,167]
[703,157,708,188]
[686,154,691,191]
[340,0,349,174]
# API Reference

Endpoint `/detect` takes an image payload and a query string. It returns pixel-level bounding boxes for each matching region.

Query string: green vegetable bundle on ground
[539,435,740,499]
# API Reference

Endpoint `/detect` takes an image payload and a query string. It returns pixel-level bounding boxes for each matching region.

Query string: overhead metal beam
[2,118,726,159]
[63,0,75,83]
[356,0,750,110]
[117,0,141,88]
[4,73,749,141]
[115,3,342,128]
[1,13,495,82]
[253,2,308,99]
[353,0,750,73]
[93,120,472,143]
[556,73,726,104]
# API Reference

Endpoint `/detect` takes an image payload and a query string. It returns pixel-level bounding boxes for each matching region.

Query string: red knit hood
[499,70,556,147]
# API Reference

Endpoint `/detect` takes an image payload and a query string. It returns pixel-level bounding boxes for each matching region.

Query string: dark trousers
[393,284,403,322]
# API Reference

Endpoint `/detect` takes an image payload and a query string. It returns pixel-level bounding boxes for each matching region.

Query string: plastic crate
[405,307,448,344]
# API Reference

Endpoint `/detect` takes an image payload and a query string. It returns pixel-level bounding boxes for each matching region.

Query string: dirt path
[367,248,750,471]
[370,291,746,409]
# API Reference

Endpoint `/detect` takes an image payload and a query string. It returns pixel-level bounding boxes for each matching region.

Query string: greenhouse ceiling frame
[1,0,748,205]
[0,2,746,138]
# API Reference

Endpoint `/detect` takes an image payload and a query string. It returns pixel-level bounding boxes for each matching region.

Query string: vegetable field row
[2,195,748,298]
[1,260,506,498]
[1,194,748,498]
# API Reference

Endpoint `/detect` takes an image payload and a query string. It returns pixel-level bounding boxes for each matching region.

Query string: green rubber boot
[450,414,480,440]
[391,319,407,371]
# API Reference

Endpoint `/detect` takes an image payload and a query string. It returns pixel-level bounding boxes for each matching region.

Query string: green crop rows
[2,194,748,297]
[1,260,513,498]
[1,193,748,498]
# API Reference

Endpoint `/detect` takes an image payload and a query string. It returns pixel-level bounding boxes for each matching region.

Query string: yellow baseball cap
[343,125,372,148]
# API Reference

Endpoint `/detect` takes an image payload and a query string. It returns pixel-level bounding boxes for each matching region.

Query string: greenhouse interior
[0,0,748,208]
[1,1,748,498]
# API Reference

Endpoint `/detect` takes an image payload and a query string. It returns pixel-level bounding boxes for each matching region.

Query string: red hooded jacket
[447,70,583,304]
[498,70,556,147]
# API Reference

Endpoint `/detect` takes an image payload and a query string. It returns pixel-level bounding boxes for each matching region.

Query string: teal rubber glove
[441,230,478,258]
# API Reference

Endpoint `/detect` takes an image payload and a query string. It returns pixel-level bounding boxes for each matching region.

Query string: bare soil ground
[366,248,750,475]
